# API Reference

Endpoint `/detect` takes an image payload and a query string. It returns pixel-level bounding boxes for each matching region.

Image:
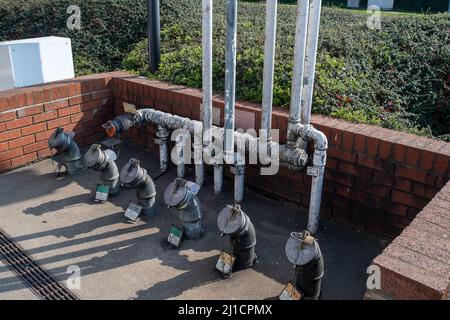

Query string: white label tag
[279,282,302,301]
[95,184,110,202]
[307,166,320,177]
[215,251,236,276]
[125,203,143,222]
[123,102,137,114]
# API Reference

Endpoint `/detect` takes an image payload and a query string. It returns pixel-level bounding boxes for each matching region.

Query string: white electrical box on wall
[0,36,75,91]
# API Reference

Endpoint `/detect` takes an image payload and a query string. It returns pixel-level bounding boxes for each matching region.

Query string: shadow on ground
[0,142,383,300]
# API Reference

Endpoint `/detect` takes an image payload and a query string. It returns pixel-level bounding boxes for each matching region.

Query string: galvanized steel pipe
[224,0,238,165]
[83,144,120,196]
[293,123,328,234]
[202,0,213,147]
[288,0,310,148]
[48,128,82,176]
[301,0,322,126]
[261,0,278,144]
[155,125,169,172]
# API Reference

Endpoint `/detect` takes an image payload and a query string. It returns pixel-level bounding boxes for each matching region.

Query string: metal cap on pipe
[164,179,189,208]
[217,204,246,236]
[84,144,106,168]
[164,179,200,208]
[120,158,147,186]
[48,128,73,150]
[285,231,320,266]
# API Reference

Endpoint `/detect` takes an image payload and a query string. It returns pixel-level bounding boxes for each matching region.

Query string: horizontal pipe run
[106,110,309,169]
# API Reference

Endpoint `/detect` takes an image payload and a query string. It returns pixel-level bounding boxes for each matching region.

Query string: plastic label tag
[123,102,137,114]
[125,202,143,222]
[279,282,303,301]
[95,184,110,202]
[167,225,184,248]
[307,166,320,177]
[215,251,236,277]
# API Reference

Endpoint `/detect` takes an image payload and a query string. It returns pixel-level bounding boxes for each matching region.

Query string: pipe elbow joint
[104,114,139,137]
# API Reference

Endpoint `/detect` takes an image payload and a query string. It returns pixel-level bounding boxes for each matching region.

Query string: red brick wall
[111,75,450,240]
[0,73,116,173]
[1,72,449,240]
[366,180,450,300]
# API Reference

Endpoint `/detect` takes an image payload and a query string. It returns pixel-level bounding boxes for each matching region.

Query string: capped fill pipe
[224,0,238,165]
[287,0,310,148]
[120,158,157,215]
[261,0,278,144]
[218,204,257,270]
[164,178,203,240]
[48,127,82,176]
[285,231,324,300]
[84,144,120,196]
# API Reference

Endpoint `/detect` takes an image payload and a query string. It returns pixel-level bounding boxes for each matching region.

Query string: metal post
[202,0,213,147]
[148,0,161,73]
[224,0,238,164]
[287,0,310,147]
[261,0,278,144]
[301,0,322,126]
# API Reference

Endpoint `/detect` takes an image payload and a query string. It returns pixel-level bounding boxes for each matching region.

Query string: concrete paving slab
[0,142,383,300]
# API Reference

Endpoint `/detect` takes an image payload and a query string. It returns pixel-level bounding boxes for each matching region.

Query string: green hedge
[0,0,448,139]
[125,1,449,139]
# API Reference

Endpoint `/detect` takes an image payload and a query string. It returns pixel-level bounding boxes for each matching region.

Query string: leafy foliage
[0,0,448,139]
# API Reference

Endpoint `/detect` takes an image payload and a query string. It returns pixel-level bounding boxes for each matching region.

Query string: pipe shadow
[23,193,98,217]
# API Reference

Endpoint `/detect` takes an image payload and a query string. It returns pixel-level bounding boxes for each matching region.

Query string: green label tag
[168,225,183,248]
[95,184,110,202]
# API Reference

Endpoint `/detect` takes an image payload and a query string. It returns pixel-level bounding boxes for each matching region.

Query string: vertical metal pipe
[156,125,169,172]
[261,0,278,143]
[301,0,322,125]
[198,0,213,187]
[224,0,238,164]
[177,150,185,179]
[308,172,324,234]
[234,166,245,203]
[202,0,213,147]
[148,0,161,73]
[214,164,223,194]
[194,123,204,186]
[287,0,310,146]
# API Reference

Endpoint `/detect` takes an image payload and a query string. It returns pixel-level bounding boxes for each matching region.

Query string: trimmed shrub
[0,0,448,139]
